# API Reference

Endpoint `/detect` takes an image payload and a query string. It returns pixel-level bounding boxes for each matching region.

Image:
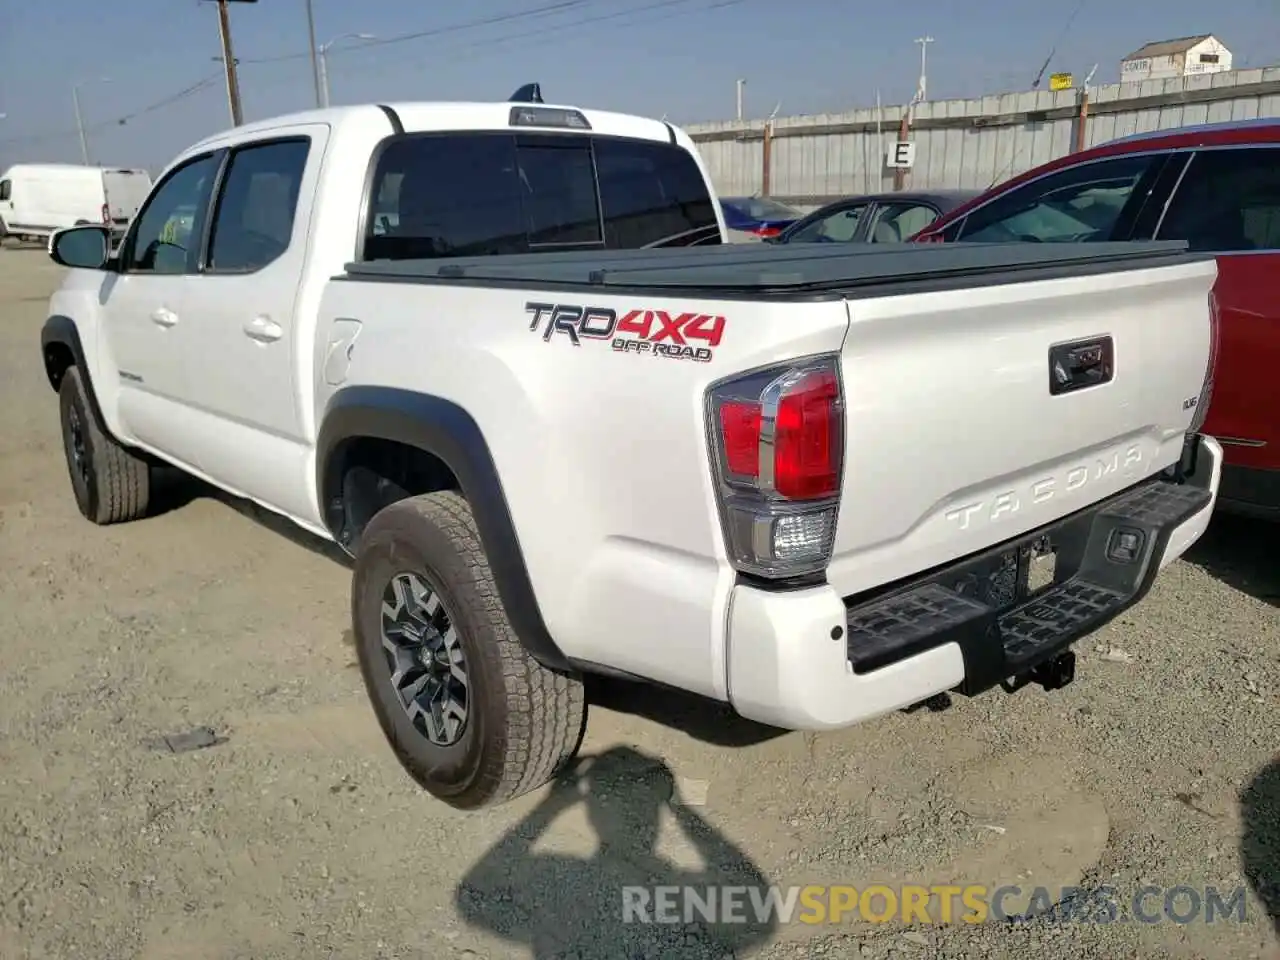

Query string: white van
[0,163,152,244]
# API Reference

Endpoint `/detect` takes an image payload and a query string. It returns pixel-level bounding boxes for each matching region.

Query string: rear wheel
[351,491,586,810]
[58,366,151,524]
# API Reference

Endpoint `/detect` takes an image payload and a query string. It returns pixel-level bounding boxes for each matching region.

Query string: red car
[915,119,1280,520]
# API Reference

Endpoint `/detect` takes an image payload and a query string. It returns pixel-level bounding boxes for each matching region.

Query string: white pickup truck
[41,92,1223,810]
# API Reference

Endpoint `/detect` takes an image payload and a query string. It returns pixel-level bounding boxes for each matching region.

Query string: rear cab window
[361,131,720,261]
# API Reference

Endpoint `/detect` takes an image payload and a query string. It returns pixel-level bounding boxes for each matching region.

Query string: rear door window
[957,154,1161,243]
[0,180,10,202]
[1156,147,1280,252]
[206,138,311,272]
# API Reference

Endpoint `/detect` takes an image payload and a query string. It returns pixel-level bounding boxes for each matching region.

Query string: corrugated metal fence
[686,66,1280,206]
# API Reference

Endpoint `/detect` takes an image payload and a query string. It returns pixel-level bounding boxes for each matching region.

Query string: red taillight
[719,401,762,477]
[753,225,782,238]
[774,370,840,499]
[706,356,844,578]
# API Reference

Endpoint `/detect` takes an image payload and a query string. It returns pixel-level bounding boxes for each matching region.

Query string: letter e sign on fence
[886,141,916,169]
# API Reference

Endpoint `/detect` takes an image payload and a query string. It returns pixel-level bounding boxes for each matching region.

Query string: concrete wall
[686,66,1280,204]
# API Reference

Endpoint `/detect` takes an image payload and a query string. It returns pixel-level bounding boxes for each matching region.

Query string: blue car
[718,196,803,240]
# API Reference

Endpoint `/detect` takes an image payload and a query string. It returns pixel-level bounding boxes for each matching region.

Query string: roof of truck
[189,101,684,154]
[344,239,1202,298]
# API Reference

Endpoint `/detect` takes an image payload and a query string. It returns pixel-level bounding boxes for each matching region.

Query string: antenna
[509,83,544,104]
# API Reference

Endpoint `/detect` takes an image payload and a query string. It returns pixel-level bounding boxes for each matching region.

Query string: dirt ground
[0,247,1277,960]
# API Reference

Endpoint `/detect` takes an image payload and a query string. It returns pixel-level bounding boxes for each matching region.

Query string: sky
[0,0,1276,172]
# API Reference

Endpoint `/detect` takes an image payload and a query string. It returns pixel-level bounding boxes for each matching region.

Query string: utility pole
[304,0,322,109]
[72,86,89,165]
[216,0,244,125]
[894,37,934,191]
[913,35,935,103]
[736,78,745,122]
[72,78,111,166]
[205,0,256,126]
[317,33,375,108]
[1074,63,1099,153]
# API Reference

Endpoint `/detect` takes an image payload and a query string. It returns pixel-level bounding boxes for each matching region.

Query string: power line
[318,0,751,75]
[1030,0,1088,89]
[213,0,755,102]
[233,0,599,65]
[0,75,222,148]
[0,0,753,148]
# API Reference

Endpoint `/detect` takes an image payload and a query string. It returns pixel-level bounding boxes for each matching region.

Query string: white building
[1120,35,1233,82]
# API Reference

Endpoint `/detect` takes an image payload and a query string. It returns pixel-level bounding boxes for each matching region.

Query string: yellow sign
[1049,72,1074,91]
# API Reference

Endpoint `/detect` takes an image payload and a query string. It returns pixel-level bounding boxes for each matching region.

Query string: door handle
[151,307,178,328]
[243,316,283,343]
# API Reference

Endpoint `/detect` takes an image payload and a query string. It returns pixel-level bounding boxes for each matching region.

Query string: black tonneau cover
[342,240,1202,297]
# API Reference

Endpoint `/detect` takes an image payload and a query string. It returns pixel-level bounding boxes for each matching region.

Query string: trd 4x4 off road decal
[525,302,725,362]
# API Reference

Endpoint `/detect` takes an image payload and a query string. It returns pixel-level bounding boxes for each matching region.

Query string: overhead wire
[239,0,754,95]
[232,0,601,65]
[0,0,752,149]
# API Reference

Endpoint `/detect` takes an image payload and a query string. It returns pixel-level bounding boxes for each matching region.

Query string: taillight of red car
[1189,288,1221,434]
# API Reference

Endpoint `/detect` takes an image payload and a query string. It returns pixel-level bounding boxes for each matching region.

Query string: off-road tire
[58,365,151,524]
[352,491,586,810]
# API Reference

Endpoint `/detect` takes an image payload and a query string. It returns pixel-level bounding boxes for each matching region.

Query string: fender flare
[41,314,112,437]
[316,386,571,672]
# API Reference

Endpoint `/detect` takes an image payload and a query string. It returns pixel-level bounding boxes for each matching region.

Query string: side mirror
[49,225,110,270]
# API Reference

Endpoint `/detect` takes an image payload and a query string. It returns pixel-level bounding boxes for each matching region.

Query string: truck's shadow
[149,470,790,748]
[455,744,778,959]
[146,468,352,568]
[584,675,785,747]
[1184,513,1280,607]
[1240,757,1280,936]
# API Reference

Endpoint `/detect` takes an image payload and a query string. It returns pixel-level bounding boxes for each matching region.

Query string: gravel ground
[0,246,1277,960]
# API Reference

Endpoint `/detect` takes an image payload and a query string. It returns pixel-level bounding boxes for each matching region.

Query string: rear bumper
[725,434,1222,730]
[1216,462,1280,520]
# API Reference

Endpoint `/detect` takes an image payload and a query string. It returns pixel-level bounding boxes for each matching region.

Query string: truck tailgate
[826,254,1217,597]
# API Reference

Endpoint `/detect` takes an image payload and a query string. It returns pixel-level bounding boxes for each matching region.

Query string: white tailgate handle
[243,315,283,343]
[150,307,179,328]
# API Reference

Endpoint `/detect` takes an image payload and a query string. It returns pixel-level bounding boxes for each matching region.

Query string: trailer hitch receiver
[1029,650,1076,691]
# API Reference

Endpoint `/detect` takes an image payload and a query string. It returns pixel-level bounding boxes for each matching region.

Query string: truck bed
[342,239,1207,297]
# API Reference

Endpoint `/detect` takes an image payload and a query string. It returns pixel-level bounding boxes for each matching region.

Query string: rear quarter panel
[316,278,850,699]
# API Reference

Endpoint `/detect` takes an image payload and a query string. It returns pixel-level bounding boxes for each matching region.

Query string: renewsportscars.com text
[621,884,1251,926]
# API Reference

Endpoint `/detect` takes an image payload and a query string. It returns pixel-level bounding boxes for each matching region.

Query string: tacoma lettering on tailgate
[944,444,1145,531]
[525,302,725,363]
